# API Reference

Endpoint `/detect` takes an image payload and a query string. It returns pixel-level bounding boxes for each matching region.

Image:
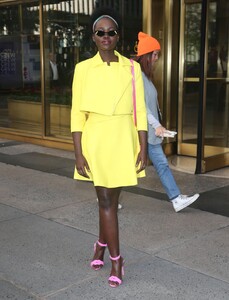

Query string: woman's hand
[136,130,147,173]
[75,154,90,178]
[136,148,147,173]
[155,125,166,137]
[72,131,90,178]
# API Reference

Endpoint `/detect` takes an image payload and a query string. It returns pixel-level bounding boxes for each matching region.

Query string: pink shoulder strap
[130,59,137,127]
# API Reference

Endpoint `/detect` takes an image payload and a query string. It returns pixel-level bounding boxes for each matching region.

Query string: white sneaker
[118,203,123,210]
[96,198,122,210]
[172,194,199,212]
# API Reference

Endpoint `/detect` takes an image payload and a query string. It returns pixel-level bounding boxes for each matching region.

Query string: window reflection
[43,0,143,138]
[182,0,229,152]
[0,0,143,138]
[184,3,201,78]
[0,3,41,133]
[205,0,229,149]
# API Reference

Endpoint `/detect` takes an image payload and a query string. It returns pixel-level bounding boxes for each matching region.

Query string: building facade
[0,0,228,173]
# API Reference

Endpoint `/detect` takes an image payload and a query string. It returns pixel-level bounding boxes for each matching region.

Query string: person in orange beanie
[137,31,161,56]
[135,32,200,212]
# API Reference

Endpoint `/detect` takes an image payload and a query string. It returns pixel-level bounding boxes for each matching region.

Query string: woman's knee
[99,196,113,209]
[96,187,121,209]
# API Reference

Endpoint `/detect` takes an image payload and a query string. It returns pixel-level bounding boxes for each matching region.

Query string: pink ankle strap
[97,240,107,247]
[109,255,121,261]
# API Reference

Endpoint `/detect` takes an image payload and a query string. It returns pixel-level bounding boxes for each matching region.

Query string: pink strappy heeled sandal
[108,255,124,288]
[90,240,107,271]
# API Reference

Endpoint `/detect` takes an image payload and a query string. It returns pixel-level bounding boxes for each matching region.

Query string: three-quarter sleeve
[134,62,148,131]
[71,64,88,132]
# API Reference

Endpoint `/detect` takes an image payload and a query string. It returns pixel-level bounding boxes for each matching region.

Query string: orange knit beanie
[137,32,161,56]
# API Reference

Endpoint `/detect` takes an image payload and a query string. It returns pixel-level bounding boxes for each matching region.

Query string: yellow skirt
[74,113,145,188]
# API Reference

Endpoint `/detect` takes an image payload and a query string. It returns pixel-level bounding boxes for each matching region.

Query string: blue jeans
[148,143,180,200]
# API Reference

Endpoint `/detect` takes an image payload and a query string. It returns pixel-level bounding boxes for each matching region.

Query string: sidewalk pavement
[0,138,229,300]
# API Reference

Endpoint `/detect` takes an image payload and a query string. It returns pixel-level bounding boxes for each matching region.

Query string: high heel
[108,255,124,288]
[90,240,107,271]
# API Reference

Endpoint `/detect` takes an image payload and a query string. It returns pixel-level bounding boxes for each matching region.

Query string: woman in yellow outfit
[71,7,147,288]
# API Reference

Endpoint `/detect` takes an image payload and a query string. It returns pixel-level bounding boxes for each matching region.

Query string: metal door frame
[178,0,229,173]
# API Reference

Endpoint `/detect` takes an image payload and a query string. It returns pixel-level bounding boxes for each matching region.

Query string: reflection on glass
[205,0,229,150]
[220,45,228,77]
[182,0,229,153]
[43,0,84,138]
[0,0,143,139]
[182,3,201,143]
[0,3,41,134]
[43,0,143,138]
[205,80,228,148]
[184,3,201,78]
[182,82,199,143]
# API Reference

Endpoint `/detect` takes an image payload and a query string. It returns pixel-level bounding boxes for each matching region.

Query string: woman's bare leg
[95,186,123,284]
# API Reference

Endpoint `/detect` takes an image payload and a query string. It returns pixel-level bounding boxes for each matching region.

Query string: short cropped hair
[89,7,122,34]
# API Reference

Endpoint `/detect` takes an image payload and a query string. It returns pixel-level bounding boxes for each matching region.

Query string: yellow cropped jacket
[71,51,147,132]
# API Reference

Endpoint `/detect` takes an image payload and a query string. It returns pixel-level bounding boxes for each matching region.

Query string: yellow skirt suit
[71,51,147,188]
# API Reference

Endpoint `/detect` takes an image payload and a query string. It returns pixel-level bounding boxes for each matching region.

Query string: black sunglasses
[94,30,118,37]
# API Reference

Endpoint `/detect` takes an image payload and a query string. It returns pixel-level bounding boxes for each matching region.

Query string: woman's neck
[99,50,118,65]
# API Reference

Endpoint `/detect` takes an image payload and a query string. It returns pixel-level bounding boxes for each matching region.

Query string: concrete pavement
[0,139,229,299]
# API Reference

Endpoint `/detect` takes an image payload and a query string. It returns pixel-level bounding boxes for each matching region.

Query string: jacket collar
[92,51,132,67]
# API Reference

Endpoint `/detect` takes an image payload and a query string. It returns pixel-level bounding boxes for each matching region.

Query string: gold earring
[134,41,138,53]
